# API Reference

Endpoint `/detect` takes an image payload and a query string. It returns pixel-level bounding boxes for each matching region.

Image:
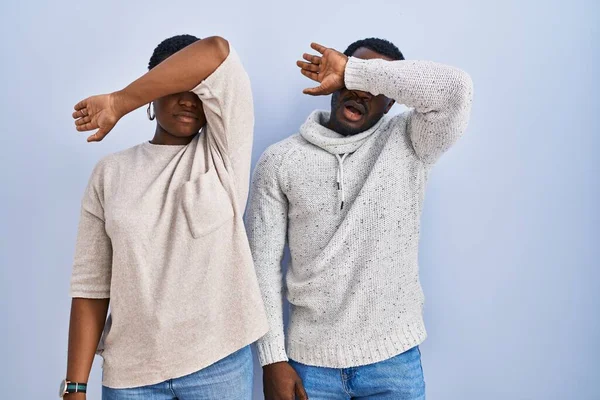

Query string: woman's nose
[179,92,199,108]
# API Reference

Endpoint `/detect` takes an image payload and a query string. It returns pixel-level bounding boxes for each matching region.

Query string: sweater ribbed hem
[286,316,427,368]
[255,339,289,366]
[344,56,370,93]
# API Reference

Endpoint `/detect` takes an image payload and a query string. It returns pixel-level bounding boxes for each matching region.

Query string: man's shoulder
[264,133,305,155]
[257,134,304,166]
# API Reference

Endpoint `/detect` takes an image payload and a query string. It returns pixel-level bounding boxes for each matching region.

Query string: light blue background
[0,1,598,399]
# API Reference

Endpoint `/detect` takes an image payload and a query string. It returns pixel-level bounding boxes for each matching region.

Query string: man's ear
[384,99,395,114]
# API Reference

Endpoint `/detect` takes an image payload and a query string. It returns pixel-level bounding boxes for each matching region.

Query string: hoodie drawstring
[335,153,349,210]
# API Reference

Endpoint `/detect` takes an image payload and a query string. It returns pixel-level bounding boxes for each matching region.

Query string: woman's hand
[73,92,124,142]
[71,36,232,143]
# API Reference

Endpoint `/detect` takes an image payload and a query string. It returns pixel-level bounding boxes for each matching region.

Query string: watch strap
[66,382,87,394]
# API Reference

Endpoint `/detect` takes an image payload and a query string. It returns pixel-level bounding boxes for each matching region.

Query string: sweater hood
[299,110,386,210]
[299,110,385,155]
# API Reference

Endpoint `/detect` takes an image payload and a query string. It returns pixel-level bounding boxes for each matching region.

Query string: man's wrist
[340,55,349,88]
[263,361,288,369]
[343,56,369,92]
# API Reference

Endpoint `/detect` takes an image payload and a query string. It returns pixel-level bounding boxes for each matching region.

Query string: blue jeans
[289,346,425,400]
[102,346,253,400]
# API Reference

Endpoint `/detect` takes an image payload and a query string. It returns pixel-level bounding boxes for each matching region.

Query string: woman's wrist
[110,89,135,119]
[64,393,86,399]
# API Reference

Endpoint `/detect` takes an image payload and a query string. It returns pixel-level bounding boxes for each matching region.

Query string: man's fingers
[296,61,319,73]
[302,53,321,65]
[303,85,325,96]
[310,42,328,55]
[295,381,309,400]
[300,69,320,82]
[297,60,319,71]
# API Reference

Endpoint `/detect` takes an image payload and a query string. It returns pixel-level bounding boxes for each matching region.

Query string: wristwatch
[59,379,87,397]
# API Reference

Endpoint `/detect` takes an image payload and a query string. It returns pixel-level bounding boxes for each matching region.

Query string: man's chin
[338,124,364,136]
[331,117,367,136]
[329,111,366,136]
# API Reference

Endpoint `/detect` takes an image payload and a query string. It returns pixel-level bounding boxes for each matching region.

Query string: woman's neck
[151,125,197,145]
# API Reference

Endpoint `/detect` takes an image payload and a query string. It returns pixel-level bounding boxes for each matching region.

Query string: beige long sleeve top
[70,48,268,388]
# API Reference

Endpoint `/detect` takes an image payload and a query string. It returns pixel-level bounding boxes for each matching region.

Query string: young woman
[61,35,268,400]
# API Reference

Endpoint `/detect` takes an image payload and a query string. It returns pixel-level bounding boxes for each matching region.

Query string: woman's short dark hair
[148,34,201,70]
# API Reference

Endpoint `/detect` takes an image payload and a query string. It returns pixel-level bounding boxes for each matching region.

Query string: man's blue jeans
[289,346,426,399]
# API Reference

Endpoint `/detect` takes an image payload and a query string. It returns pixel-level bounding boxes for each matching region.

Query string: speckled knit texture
[70,48,268,388]
[246,56,473,368]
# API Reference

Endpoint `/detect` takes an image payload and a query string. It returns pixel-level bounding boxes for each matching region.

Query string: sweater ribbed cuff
[255,338,289,366]
[344,56,371,92]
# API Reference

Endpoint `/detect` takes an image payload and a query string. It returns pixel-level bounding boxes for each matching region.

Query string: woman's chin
[172,129,201,138]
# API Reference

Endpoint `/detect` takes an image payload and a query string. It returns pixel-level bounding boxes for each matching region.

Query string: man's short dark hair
[343,38,404,61]
[148,34,201,70]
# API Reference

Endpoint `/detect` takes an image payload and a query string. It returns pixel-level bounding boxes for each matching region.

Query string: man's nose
[350,90,373,101]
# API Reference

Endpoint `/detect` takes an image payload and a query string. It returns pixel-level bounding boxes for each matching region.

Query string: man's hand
[263,361,308,400]
[72,92,125,142]
[297,43,348,96]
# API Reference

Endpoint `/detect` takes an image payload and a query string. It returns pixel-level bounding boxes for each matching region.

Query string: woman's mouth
[174,111,198,123]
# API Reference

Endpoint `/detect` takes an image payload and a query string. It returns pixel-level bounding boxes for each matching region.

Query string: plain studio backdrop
[0,0,598,399]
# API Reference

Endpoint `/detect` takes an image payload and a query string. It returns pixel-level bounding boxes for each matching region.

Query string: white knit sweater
[246,56,473,368]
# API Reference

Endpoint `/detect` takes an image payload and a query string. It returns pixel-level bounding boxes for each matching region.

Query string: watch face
[58,380,67,397]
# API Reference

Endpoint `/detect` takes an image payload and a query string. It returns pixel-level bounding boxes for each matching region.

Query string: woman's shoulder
[88,142,144,180]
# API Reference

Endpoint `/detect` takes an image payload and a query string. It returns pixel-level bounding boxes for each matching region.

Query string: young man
[246,38,473,400]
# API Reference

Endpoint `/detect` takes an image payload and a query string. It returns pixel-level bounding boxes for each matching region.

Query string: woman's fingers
[74,99,88,112]
[72,108,88,119]
[74,116,92,126]
[87,131,100,143]
[87,127,108,143]
[72,94,117,142]
[76,121,96,132]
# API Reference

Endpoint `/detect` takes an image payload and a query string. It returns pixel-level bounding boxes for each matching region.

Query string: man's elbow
[454,69,474,108]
